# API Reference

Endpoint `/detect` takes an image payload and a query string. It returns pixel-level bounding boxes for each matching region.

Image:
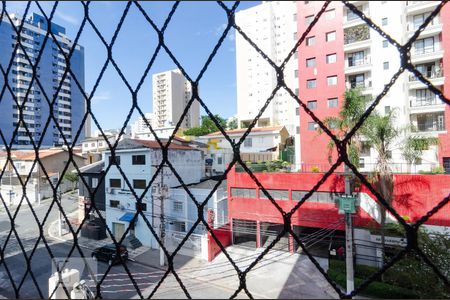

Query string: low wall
[208,224,232,262]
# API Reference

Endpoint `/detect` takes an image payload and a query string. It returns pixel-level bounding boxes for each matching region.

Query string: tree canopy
[184,115,228,136]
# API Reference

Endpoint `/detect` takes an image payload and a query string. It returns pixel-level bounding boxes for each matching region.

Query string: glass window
[349,74,365,88]
[295,107,300,115]
[306,36,315,46]
[325,9,335,20]
[383,62,389,70]
[292,191,308,201]
[382,17,388,26]
[109,155,121,165]
[414,37,435,55]
[244,137,252,147]
[133,179,146,189]
[135,202,147,212]
[109,179,121,188]
[347,6,362,21]
[132,155,146,165]
[307,79,316,89]
[348,51,365,67]
[173,201,183,212]
[306,57,316,68]
[293,32,297,41]
[230,188,257,198]
[305,15,314,25]
[307,100,317,110]
[326,53,337,64]
[110,200,120,208]
[308,122,316,131]
[92,178,98,188]
[326,31,336,42]
[413,12,431,30]
[259,189,289,200]
[296,126,300,134]
[327,75,338,86]
[328,98,338,108]
[383,40,388,48]
[294,69,299,78]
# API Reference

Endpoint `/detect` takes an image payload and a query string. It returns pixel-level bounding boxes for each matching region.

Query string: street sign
[337,196,357,214]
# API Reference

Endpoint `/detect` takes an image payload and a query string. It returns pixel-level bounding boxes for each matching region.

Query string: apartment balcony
[344,25,371,52]
[411,112,445,135]
[343,7,369,29]
[344,56,371,75]
[410,45,443,64]
[409,96,445,114]
[346,80,372,95]
[407,20,442,39]
[408,69,444,89]
[406,1,441,15]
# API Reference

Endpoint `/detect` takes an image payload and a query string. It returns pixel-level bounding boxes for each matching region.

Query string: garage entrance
[232,219,257,248]
[293,225,344,257]
[260,222,290,252]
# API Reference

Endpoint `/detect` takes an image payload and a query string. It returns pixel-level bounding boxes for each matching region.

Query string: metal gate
[232,219,257,248]
[260,222,290,252]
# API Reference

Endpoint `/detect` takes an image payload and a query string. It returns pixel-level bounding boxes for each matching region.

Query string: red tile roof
[133,139,197,151]
[206,126,285,137]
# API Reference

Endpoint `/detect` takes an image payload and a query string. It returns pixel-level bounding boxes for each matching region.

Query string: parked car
[91,244,128,266]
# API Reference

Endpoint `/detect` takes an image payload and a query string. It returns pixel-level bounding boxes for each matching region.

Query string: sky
[4,1,259,134]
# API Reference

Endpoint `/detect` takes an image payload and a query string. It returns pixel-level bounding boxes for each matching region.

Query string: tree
[184,115,228,136]
[63,172,79,191]
[321,88,439,260]
[227,117,238,130]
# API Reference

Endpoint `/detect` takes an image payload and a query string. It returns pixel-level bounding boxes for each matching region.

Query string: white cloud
[92,91,111,102]
[55,10,79,26]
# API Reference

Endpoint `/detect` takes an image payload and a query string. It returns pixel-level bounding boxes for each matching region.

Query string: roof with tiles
[205,126,285,137]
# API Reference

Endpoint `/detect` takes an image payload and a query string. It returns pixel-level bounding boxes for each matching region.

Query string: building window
[307,79,316,89]
[361,142,371,156]
[109,155,121,165]
[295,107,300,116]
[306,36,315,46]
[326,31,336,42]
[133,179,146,189]
[244,137,252,147]
[383,62,389,70]
[217,156,223,164]
[132,155,146,165]
[382,17,388,26]
[307,100,317,110]
[135,202,147,212]
[305,15,314,25]
[84,143,88,147]
[294,69,298,78]
[259,189,289,200]
[296,126,300,134]
[173,201,183,212]
[92,178,98,188]
[293,32,297,41]
[414,37,435,55]
[347,6,362,21]
[295,88,299,97]
[173,221,186,232]
[308,122,316,131]
[326,53,337,64]
[385,106,391,114]
[292,191,333,203]
[230,188,257,198]
[349,74,365,88]
[327,75,338,86]
[294,51,298,59]
[325,9,336,20]
[110,200,120,208]
[109,179,121,188]
[306,57,316,68]
[328,97,338,108]
[383,40,388,48]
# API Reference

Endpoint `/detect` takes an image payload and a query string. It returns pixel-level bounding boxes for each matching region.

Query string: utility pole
[56,172,63,237]
[152,164,169,267]
[343,166,355,295]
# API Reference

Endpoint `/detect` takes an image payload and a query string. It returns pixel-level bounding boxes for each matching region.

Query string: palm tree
[322,88,439,262]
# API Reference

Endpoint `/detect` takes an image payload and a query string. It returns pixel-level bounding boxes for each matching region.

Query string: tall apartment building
[296,1,450,173]
[0,13,86,148]
[235,1,300,165]
[152,69,199,129]
[131,112,154,137]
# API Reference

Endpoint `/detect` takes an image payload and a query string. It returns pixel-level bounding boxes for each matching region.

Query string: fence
[0,1,449,299]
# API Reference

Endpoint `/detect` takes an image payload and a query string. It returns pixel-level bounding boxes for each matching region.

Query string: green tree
[184,115,228,136]
[322,88,439,259]
[63,172,79,191]
[227,117,238,130]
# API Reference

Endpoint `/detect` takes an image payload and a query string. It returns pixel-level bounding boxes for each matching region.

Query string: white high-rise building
[152,69,200,129]
[131,112,154,138]
[235,1,299,136]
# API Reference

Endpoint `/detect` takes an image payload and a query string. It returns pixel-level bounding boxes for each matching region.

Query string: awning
[119,212,135,222]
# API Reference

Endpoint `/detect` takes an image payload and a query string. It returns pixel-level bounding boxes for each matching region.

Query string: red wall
[297,1,345,171]
[208,224,232,262]
[439,5,450,164]
[227,168,450,229]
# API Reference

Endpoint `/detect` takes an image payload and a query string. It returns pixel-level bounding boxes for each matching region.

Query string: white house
[196,126,289,173]
[104,138,204,249]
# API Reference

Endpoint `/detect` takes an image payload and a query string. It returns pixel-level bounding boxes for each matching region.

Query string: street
[0,192,341,299]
